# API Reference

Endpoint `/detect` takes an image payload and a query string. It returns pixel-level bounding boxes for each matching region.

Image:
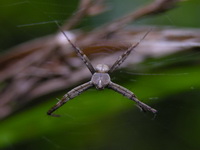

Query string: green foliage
[0,51,200,149]
[0,0,200,149]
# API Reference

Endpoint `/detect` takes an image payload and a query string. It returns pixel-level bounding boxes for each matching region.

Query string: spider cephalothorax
[47,29,157,117]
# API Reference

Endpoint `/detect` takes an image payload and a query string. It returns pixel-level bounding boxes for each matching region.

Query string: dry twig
[1,0,199,119]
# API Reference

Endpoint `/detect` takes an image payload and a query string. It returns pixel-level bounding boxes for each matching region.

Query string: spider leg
[108,30,151,73]
[57,23,96,74]
[47,81,93,117]
[107,82,157,114]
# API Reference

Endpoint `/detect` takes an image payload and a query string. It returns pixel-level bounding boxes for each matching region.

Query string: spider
[47,29,157,117]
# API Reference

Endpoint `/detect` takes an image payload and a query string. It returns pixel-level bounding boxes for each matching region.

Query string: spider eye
[95,64,109,73]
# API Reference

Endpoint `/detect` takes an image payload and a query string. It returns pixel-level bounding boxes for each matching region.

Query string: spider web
[0,0,200,150]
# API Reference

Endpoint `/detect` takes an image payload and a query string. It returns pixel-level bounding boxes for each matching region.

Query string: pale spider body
[92,64,110,89]
[47,28,157,117]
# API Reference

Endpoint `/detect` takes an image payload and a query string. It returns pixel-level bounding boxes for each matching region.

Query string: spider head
[95,64,109,73]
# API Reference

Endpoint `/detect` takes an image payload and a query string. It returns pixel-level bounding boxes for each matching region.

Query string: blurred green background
[0,0,200,150]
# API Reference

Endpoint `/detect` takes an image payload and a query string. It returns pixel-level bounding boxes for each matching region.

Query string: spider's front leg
[108,82,157,114]
[108,30,151,73]
[57,24,96,74]
[47,81,93,117]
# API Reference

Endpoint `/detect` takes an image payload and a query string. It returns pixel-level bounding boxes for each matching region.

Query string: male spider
[47,30,157,117]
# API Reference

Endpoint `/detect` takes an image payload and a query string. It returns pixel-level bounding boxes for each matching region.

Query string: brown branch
[61,0,107,30]
[86,0,181,40]
[0,0,195,120]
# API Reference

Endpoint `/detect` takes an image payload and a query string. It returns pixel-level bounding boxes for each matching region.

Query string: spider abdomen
[91,73,110,90]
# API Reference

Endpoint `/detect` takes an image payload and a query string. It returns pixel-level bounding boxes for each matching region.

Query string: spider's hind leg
[47,81,93,117]
[108,82,157,114]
